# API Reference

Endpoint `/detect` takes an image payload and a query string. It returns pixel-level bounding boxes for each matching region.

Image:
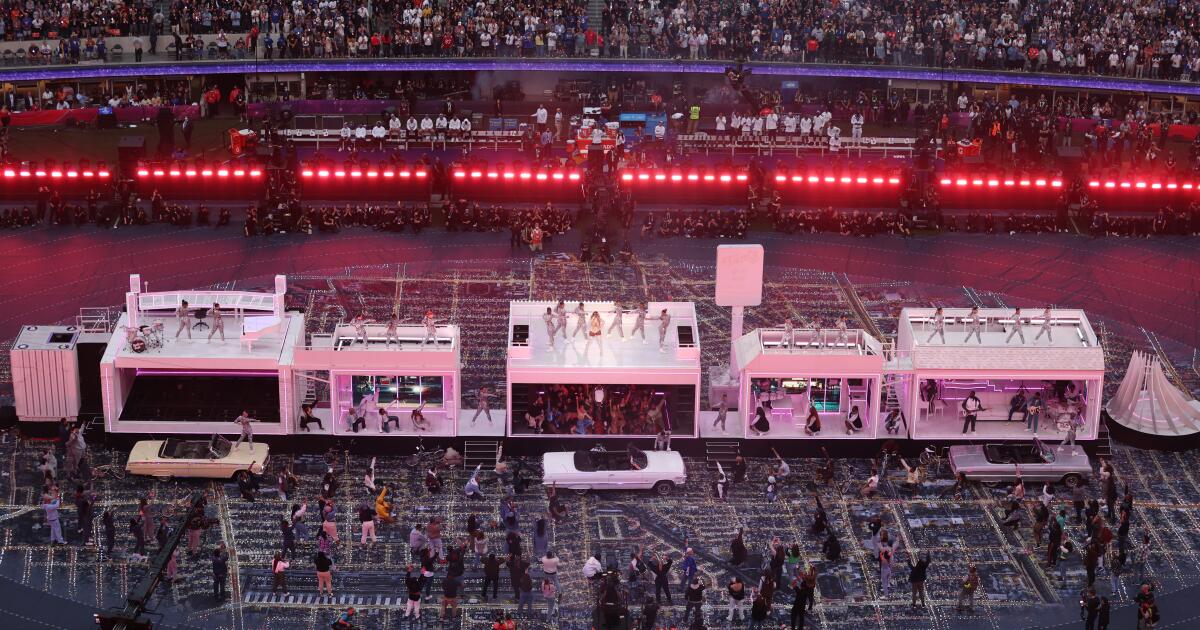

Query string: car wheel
[571,487,590,496]
[653,481,675,496]
[1061,474,1083,488]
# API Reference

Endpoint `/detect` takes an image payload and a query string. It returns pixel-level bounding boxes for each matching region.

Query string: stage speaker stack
[117,136,146,176]
[676,325,696,347]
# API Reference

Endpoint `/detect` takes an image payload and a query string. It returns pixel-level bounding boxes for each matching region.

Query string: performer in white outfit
[713,393,729,433]
[925,307,945,344]
[654,308,671,351]
[632,303,648,342]
[174,299,192,339]
[1005,307,1026,344]
[1033,306,1054,344]
[781,319,794,349]
[471,386,497,424]
[806,317,820,348]
[421,310,439,345]
[607,303,624,338]
[583,311,604,355]
[207,302,225,342]
[571,302,587,339]
[834,316,849,346]
[351,314,370,345]
[233,410,256,448]
[963,306,984,344]
[542,307,557,349]
[554,301,568,340]
[384,310,400,347]
[850,111,864,141]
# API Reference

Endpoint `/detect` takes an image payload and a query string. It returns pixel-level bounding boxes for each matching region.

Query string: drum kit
[124,322,165,353]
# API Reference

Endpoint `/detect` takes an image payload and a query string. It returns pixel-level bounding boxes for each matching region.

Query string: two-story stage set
[10,249,1109,455]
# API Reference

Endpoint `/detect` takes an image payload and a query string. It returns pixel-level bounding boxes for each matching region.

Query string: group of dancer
[775,316,851,349]
[925,306,1056,345]
[171,299,227,342]
[540,301,674,353]
[346,309,444,348]
[521,384,672,436]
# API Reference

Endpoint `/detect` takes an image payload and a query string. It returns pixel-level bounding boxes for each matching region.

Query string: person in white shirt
[534,105,549,132]
[354,125,368,150]
[448,116,461,137]
[654,121,667,142]
[799,115,813,138]
[783,113,798,135]
[460,117,471,135]
[406,116,418,133]
[371,122,386,149]
[813,112,828,135]
[765,110,779,137]
[583,555,603,580]
[339,123,353,151]
[388,115,402,139]
[434,114,448,131]
[850,111,865,142]
[419,116,434,136]
[714,114,727,133]
[751,116,764,135]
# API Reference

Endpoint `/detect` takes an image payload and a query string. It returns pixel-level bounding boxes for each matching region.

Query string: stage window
[510,383,695,436]
[760,377,841,412]
[346,374,444,408]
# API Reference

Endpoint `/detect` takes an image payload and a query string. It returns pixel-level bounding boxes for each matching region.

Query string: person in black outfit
[789,578,807,629]
[907,551,930,607]
[508,554,528,601]
[640,597,659,630]
[212,544,229,600]
[280,517,296,559]
[822,531,841,561]
[731,456,747,483]
[102,510,115,555]
[649,554,673,604]
[1097,596,1110,630]
[1083,587,1100,630]
[481,553,503,601]
[683,576,706,624]
[810,495,829,537]
[730,528,747,566]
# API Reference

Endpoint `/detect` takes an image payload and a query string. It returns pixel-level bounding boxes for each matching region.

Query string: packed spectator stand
[1,0,1200,84]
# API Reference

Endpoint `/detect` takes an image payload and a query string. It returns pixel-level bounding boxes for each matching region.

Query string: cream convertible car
[126,435,268,479]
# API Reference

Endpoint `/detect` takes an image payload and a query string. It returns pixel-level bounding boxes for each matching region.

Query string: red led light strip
[451,170,581,182]
[939,178,1062,188]
[620,171,749,183]
[773,174,902,185]
[300,169,428,179]
[3,169,110,178]
[1086,180,1195,191]
[137,169,263,178]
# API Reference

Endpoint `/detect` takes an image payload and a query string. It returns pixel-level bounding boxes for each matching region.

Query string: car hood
[542,452,576,476]
[948,445,988,469]
[644,451,686,474]
[127,441,164,464]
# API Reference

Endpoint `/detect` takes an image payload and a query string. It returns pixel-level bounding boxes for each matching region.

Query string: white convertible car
[542,448,687,494]
[126,435,268,479]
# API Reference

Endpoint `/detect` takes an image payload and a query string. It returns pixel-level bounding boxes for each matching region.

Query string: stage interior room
[508,382,697,436]
[729,327,887,439]
[897,307,1105,441]
[506,300,702,440]
[99,275,302,435]
[290,320,461,437]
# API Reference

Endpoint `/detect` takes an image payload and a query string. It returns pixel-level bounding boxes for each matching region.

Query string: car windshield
[983,445,1017,464]
[573,451,597,472]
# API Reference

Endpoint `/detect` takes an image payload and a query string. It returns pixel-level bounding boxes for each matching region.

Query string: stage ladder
[464,440,501,468]
[705,441,740,471]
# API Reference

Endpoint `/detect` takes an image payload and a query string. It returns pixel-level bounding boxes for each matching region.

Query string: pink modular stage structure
[11,262,1107,455]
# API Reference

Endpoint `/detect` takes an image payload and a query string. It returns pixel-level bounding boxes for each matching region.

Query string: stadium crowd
[4,0,1200,84]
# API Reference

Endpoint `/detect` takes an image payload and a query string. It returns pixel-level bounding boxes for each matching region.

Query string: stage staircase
[464,440,501,468]
[1094,418,1113,459]
[705,440,740,471]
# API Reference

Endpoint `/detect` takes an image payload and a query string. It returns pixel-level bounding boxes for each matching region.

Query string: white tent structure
[1105,350,1200,437]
